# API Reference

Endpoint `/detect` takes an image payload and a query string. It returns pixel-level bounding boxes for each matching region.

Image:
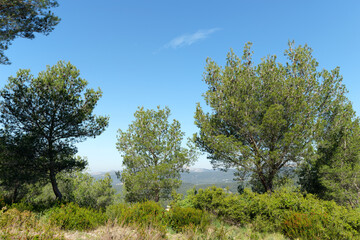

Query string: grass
[0,208,287,240]
[61,223,287,240]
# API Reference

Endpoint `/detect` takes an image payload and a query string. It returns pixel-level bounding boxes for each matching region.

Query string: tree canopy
[116,106,197,202]
[0,132,42,202]
[300,90,360,207]
[194,42,348,193]
[0,61,109,200]
[0,0,60,64]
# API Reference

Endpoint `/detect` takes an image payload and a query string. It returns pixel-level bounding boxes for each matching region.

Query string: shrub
[106,201,167,236]
[25,172,116,210]
[9,201,35,212]
[192,186,231,212]
[0,207,64,239]
[126,201,165,226]
[282,211,329,240]
[167,206,210,233]
[186,186,360,238]
[45,202,106,231]
[106,202,128,221]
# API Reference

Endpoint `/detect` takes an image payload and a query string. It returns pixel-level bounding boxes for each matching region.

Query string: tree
[116,106,197,203]
[0,61,109,200]
[28,171,115,209]
[0,0,60,64]
[0,132,42,203]
[194,42,345,192]
[300,95,360,207]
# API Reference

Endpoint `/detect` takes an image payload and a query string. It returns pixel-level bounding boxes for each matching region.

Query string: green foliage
[61,172,115,209]
[106,201,165,227]
[0,0,60,64]
[45,203,106,231]
[184,186,360,239]
[106,201,209,234]
[26,171,116,210]
[9,201,36,212]
[125,201,165,227]
[0,134,42,203]
[106,201,167,236]
[117,106,197,202]
[0,61,109,200]
[282,211,330,240]
[167,206,210,233]
[194,41,348,193]
[105,202,128,221]
[191,186,231,213]
[300,98,360,207]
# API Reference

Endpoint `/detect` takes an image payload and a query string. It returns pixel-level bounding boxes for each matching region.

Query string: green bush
[186,186,360,239]
[105,202,128,221]
[192,186,231,212]
[25,172,115,210]
[45,202,106,231]
[167,206,210,233]
[105,201,167,236]
[127,201,165,227]
[282,211,329,240]
[8,201,35,212]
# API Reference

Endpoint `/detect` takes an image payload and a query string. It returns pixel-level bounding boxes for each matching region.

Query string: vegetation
[300,90,360,207]
[194,42,357,195]
[0,6,359,236]
[0,134,41,203]
[0,61,109,200]
[116,106,198,203]
[3,186,360,239]
[0,0,60,64]
[177,186,360,239]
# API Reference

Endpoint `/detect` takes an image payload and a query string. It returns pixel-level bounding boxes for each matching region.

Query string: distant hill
[90,168,240,195]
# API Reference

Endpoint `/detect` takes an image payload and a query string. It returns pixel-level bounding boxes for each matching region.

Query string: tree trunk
[48,139,62,200]
[50,169,62,200]
[259,172,274,193]
[266,179,273,193]
[12,185,18,203]
[154,188,160,202]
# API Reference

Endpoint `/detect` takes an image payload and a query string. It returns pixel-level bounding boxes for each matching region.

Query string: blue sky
[0,0,359,172]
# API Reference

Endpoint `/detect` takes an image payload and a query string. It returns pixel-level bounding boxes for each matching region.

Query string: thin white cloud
[165,28,220,49]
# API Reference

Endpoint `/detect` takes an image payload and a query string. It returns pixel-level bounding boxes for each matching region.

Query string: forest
[1,1,360,239]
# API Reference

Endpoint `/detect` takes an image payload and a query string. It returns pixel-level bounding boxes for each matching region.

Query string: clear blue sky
[0,0,359,172]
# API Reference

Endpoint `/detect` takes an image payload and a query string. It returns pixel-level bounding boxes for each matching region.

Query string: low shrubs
[106,201,167,236]
[106,201,210,234]
[167,206,210,233]
[183,186,360,239]
[282,211,329,240]
[0,207,64,239]
[44,202,106,231]
[106,201,165,227]
[4,187,360,239]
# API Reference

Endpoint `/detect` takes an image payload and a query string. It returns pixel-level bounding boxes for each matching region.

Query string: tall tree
[116,106,197,203]
[194,42,345,192]
[300,96,360,207]
[0,0,60,64]
[0,61,109,200]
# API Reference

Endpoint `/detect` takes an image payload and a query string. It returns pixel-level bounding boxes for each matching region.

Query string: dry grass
[0,207,287,240]
[166,225,287,240]
[0,207,64,239]
[63,226,287,240]
[63,221,166,240]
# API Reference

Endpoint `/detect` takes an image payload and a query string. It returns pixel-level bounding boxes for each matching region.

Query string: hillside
[91,168,240,195]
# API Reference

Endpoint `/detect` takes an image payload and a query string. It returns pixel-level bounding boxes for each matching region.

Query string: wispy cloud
[165,28,220,49]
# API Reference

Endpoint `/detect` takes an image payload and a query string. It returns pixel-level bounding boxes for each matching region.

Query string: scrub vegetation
[1,2,360,238]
